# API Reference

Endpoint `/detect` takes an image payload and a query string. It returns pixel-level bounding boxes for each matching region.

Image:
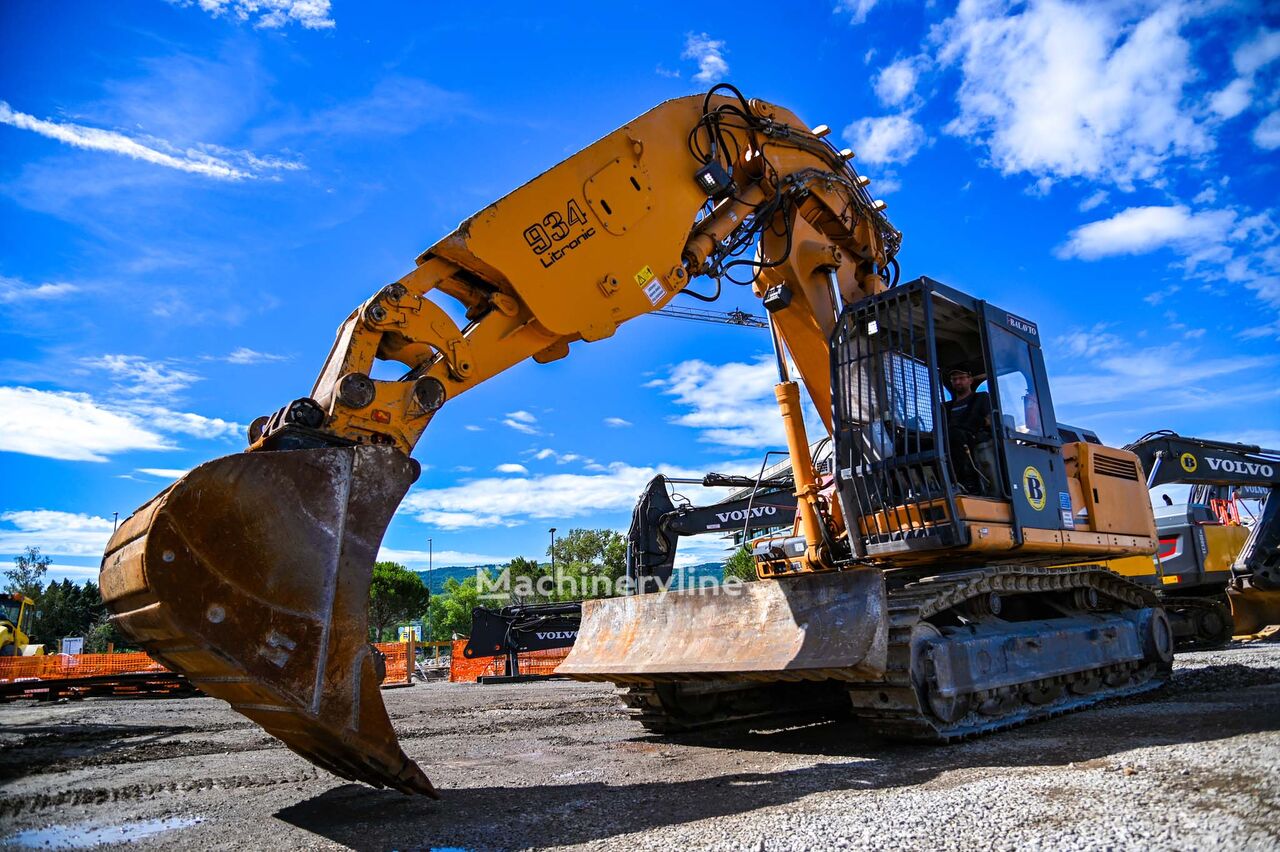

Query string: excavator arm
[99,86,898,795]
[251,88,896,459]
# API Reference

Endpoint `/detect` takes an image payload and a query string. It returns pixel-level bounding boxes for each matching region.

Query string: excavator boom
[101,87,899,794]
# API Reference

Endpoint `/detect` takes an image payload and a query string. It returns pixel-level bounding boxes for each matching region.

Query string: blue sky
[1,0,1278,584]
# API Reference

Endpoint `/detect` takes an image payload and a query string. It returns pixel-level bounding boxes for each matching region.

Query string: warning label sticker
[637,265,664,305]
[1059,492,1074,528]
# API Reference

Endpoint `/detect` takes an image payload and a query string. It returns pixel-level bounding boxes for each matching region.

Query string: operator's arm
[250,86,900,459]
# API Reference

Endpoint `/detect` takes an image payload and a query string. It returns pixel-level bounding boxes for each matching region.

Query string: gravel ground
[1,642,1278,851]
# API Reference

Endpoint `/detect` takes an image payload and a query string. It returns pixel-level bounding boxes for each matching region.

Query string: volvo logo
[1206,457,1274,477]
[714,506,779,523]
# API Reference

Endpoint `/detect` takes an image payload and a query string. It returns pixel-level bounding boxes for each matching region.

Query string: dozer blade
[99,445,436,797]
[557,568,888,682]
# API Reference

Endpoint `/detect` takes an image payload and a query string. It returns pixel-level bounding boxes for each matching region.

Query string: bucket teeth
[100,445,436,797]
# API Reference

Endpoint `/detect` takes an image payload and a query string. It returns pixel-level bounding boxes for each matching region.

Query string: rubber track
[847,565,1171,741]
[619,566,1172,740]
[1163,595,1234,652]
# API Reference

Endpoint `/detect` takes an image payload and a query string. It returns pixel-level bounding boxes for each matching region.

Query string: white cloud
[604,417,632,428]
[1253,111,1280,151]
[1209,78,1253,120]
[1054,323,1125,358]
[136,468,190,479]
[841,115,926,165]
[649,355,825,450]
[376,546,515,569]
[0,387,171,462]
[503,410,540,434]
[496,463,529,475]
[1239,319,1280,340]
[1233,27,1280,76]
[1204,29,1280,126]
[139,406,242,441]
[43,562,104,583]
[1192,186,1218,206]
[402,460,753,531]
[1051,342,1276,409]
[0,101,302,181]
[1056,206,1235,261]
[530,449,585,465]
[1060,203,1280,324]
[1143,284,1180,306]
[0,275,79,304]
[682,33,729,84]
[278,77,471,140]
[1078,190,1109,212]
[0,379,242,463]
[464,425,483,432]
[86,354,200,399]
[935,2,1213,189]
[834,0,879,25]
[220,347,290,365]
[873,58,924,107]
[174,0,334,30]
[0,510,115,557]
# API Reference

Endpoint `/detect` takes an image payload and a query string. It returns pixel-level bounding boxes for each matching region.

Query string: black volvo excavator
[1105,432,1280,645]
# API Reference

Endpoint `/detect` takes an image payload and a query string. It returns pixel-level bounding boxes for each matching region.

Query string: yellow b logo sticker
[1022,466,1046,511]
[1179,453,1197,473]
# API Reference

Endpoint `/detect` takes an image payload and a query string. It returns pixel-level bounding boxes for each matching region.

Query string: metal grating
[832,282,963,553]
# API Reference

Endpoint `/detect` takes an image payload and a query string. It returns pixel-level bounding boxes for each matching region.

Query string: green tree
[550,528,627,599]
[5,546,50,600]
[368,561,431,641]
[425,573,490,641]
[84,615,127,653]
[33,579,106,646]
[504,555,548,604]
[723,547,758,582]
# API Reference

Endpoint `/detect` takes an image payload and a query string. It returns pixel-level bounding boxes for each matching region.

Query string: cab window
[988,325,1046,437]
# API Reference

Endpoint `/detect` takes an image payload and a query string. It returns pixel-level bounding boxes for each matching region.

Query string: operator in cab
[944,367,997,496]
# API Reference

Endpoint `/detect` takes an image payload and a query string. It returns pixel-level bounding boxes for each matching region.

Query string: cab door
[980,305,1071,540]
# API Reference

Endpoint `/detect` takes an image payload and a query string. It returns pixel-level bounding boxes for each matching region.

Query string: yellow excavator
[1,593,45,657]
[100,85,1171,797]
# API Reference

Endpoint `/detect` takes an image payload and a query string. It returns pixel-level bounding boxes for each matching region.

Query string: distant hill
[415,561,727,596]
[414,565,500,595]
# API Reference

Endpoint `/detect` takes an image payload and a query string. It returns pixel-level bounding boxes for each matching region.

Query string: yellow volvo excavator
[100,85,1172,797]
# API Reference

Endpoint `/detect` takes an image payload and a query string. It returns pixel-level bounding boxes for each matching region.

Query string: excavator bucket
[557,568,888,682]
[99,445,436,797]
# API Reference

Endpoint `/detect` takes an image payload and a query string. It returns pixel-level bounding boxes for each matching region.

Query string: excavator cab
[827,277,1155,567]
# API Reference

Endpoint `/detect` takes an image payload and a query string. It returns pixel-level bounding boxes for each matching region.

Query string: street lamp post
[549,527,557,572]
[427,537,433,651]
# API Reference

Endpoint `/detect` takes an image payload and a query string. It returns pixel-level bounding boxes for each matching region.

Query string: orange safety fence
[1,642,418,688]
[0,652,166,683]
[448,638,572,682]
[372,641,411,685]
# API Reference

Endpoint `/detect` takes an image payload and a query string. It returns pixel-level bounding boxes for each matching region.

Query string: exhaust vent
[1094,455,1140,481]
